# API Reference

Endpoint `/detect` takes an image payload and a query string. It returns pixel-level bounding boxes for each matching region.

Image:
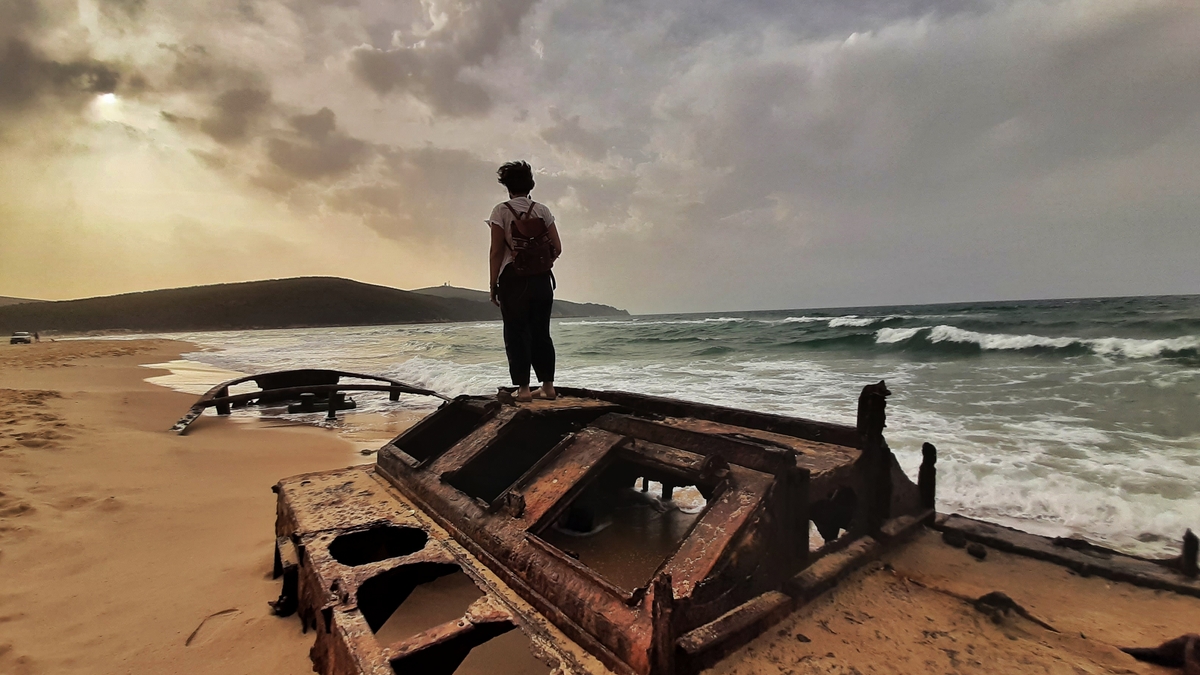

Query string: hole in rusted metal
[358,563,483,645]
[388,621,549,675]
[446,414,587,505]
[454,628,550,674]
[393,400,487,465]
[538,460,710,591]
[329,525,428,566]
[810,486,857,547]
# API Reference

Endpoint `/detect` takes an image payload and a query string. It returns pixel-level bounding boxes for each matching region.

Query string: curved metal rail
[171,369,449,434]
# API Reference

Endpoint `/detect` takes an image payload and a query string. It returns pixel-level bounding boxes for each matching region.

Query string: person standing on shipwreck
[487,161,563,402]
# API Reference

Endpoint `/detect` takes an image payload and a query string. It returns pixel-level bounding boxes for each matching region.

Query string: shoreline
[0,339,416,674]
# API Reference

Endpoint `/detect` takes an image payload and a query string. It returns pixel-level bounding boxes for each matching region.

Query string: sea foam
[875,327,926,343]
[872,325,1200,359]
[828,315,876,327]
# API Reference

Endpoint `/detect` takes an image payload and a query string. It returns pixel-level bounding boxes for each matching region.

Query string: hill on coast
[0,277,628,335]
[0,296,41,308]
[413,284,627,319]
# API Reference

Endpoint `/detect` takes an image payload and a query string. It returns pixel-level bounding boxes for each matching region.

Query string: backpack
[504,201,556,276]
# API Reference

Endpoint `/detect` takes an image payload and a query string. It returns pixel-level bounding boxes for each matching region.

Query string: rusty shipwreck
[257,380,1200,675]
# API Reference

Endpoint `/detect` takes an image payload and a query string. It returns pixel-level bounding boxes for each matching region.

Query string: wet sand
[0,339,413,675]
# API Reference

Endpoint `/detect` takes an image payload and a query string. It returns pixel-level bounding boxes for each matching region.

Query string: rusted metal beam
[933,514,1200,598]
[855,381,892,536]
[649,574,676,675]
[171,369,449,433]
[918,442,937,510]
[382,596,514,660]
[557,387,862,447]
[1183,529,1198,578]
[592,413,795,474]
[675,591,793,673]
[516,429,627,528]
[207,383,443,408]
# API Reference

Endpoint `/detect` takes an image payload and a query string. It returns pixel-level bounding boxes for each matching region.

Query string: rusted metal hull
[272,381,947,674]
[171,369,448,433]
[266,380,1200,675]
[273,466,609,674]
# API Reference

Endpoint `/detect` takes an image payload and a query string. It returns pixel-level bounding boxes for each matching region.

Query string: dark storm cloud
[159,42,261,95]
[290,106,336,140]
[198,88,273,144]
[349,0,537,115]
[322,145,498,239]
[683,1,1200,221]
[0,0,41,34]
[637,3,1200,308]
[539,110,651,164]
[266,107,371,179]
[533,171,638,228]
[352,48,490,116]
[0,38,122,112]
[98,0,147,20]
[540,109,610,161]
[151,41,290,153]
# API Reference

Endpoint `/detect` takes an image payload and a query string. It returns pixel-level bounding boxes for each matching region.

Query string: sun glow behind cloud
[89,92,119,121]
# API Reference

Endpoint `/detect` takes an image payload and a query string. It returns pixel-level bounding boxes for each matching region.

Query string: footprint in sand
[0,642,36,675]
[14,429,71,448]
[54,495,96,511]
[0,495,35,518]
[185,608,242,647]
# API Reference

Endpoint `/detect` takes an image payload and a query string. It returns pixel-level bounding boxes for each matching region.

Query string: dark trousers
[498,269,555,386]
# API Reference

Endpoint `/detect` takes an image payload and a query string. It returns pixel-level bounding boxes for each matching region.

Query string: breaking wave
[868,325,1200,359]
[828,315,877,327]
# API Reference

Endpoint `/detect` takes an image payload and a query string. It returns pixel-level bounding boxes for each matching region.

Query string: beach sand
[0,339,413,675]
[710,529,1198,675]
[1,339,1196,675]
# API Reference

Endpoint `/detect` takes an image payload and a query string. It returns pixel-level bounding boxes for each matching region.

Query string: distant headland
[0,277,628,335]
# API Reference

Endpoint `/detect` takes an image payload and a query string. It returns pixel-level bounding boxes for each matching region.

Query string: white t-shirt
[486,196,556,276]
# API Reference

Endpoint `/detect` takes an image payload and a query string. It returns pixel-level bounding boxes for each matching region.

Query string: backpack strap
[504,200,536,220]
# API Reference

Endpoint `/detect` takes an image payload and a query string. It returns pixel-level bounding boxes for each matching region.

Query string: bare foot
[531,383,557,400]
[515,386,533,403]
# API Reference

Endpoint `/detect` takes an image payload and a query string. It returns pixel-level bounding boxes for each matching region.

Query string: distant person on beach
[487,161,562,402]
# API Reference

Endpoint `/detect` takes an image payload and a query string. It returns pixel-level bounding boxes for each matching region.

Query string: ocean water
[142,294,1199,557]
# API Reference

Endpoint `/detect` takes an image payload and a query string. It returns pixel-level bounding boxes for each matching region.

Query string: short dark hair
[497,161,535,195]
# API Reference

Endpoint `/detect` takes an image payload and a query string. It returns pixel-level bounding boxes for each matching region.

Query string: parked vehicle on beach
[9,332,33,344]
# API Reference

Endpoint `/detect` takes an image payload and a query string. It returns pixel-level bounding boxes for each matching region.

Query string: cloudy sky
[1,0,1197,313]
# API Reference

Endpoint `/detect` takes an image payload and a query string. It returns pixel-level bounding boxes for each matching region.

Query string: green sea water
[149,294,1199,556]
